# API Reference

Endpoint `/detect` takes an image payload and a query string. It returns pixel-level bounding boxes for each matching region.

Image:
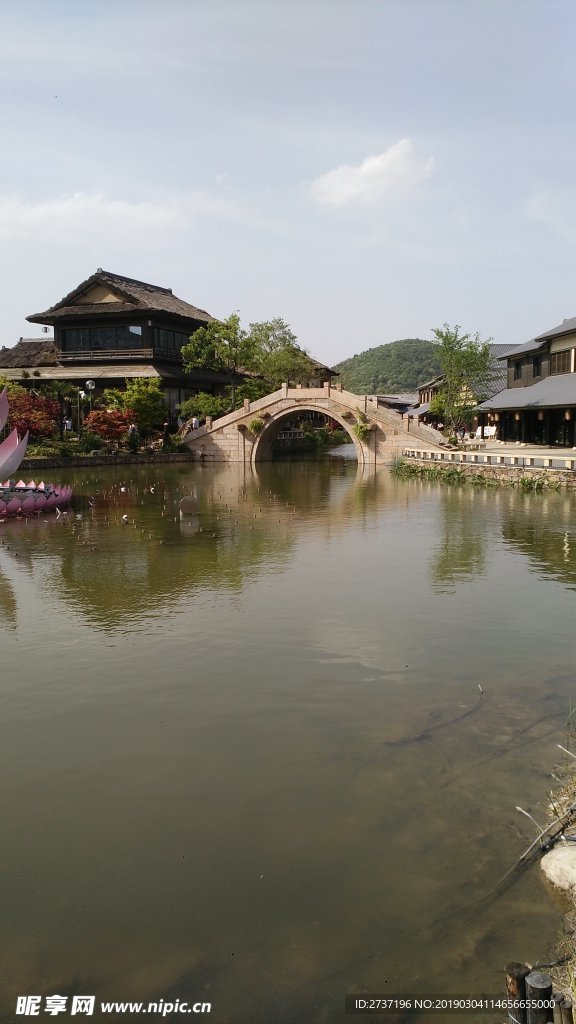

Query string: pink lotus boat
[0,389,73,517]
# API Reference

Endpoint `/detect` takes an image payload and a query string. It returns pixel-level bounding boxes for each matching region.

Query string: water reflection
[500,490,576,587]
[0,564,16,627]
[2,464,576,1024]
[0,463,393,631]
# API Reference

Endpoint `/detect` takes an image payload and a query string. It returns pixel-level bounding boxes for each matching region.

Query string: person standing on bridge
[192,416,199,430]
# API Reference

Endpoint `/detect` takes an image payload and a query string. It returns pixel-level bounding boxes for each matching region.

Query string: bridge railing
[182,383,443,450]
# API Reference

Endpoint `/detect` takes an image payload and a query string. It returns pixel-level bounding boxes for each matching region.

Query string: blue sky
[1,0,576,364]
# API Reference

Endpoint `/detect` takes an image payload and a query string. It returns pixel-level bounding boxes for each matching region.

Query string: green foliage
[103,379,166,436]
[431,324,493,438]
[127,430,139,453]
[429,394,446,418]
[391,460,466,485]
[181,314,257,405]
[353,422,370,443]
[0,378,26,396]
[26,439,75,458]
[179,392,231,421]
[234,379,270,404]
[247,317,316,386]
[517,475,546,492]
[77,431,106,453]
[249,417,264,434]
[335,339,442,394]
[181,314,319,407]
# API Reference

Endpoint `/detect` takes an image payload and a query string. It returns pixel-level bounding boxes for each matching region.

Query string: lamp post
[86,380,95,414]
[78,390,85,436]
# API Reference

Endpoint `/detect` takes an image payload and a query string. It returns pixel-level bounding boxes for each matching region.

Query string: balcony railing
[59,348,154,361]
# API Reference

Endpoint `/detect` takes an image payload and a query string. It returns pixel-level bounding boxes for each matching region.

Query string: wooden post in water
[525,970,553,1024]
[556,994,573,1024]
[505,962,530,1024]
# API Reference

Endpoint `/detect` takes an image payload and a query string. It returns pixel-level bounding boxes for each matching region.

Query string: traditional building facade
[0,270,231,417]
[409,345,519,429]
[0,270,337,421]
[477,318,576,445]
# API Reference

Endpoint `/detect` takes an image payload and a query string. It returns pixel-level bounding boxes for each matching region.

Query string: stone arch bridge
[182,384,445,465]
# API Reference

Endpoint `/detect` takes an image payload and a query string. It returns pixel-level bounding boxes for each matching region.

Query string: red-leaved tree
[8,392,60,439]
[83,409,134,441]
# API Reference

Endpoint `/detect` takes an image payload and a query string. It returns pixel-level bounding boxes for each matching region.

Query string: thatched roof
[27,269,214,327]
[308,356,339,376]
[0,339,59,368]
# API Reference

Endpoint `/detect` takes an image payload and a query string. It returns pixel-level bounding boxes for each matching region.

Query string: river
[1,458,575,1023]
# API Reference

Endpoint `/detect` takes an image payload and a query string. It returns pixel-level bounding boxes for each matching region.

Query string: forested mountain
[335,338,442,394]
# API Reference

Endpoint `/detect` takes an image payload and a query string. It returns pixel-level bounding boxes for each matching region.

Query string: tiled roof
[534,315,576,342]
[478,374,576,410]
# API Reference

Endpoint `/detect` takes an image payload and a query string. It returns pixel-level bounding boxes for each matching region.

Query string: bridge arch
[181,385,443,463]
[250,405,365,465]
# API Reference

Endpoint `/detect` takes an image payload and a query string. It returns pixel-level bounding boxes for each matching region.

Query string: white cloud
[309,139,434,207]
[526,189,576,244]
[0,191,242,243]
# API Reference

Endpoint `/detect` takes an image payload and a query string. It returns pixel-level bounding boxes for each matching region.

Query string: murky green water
[1,459,576,1023]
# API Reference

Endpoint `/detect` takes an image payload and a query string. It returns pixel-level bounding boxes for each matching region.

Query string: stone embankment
[18,452,194,470]
[401,448,576,489]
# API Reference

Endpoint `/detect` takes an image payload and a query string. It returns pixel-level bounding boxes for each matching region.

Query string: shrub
[77,431,105,453]
[330,429,348,445]
[249,417,264,433]
[8,391,59,439]
[353,422,370,443]
[83,408,134,441]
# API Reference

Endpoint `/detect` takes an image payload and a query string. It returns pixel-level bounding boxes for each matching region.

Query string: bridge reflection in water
[0,461,574,1023]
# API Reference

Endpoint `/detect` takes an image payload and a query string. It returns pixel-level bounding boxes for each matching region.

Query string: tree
[7,391,59,439]
[83,408,134,442]
[179,392,231,422]
[431,324,493,439]
[249,317,317,388]
[181,314,257,407]
[32,380,78,438]
[181,314,320,410]
[335,339,442,394]
[102,379,166,436]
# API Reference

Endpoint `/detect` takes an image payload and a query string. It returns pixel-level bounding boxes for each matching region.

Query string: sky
[1,0,576,364]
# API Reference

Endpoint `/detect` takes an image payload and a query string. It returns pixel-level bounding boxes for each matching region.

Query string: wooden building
[477,318,576,445]
[409,345,519,427]
[0,269,231,416]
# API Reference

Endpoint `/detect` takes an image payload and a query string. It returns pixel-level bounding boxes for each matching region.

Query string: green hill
[335,338,442,395]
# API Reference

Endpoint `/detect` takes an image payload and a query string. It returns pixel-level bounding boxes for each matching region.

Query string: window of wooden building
[550,350,571,375]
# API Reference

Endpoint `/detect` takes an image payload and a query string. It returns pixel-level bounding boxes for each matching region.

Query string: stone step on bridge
[181,384,445,465]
